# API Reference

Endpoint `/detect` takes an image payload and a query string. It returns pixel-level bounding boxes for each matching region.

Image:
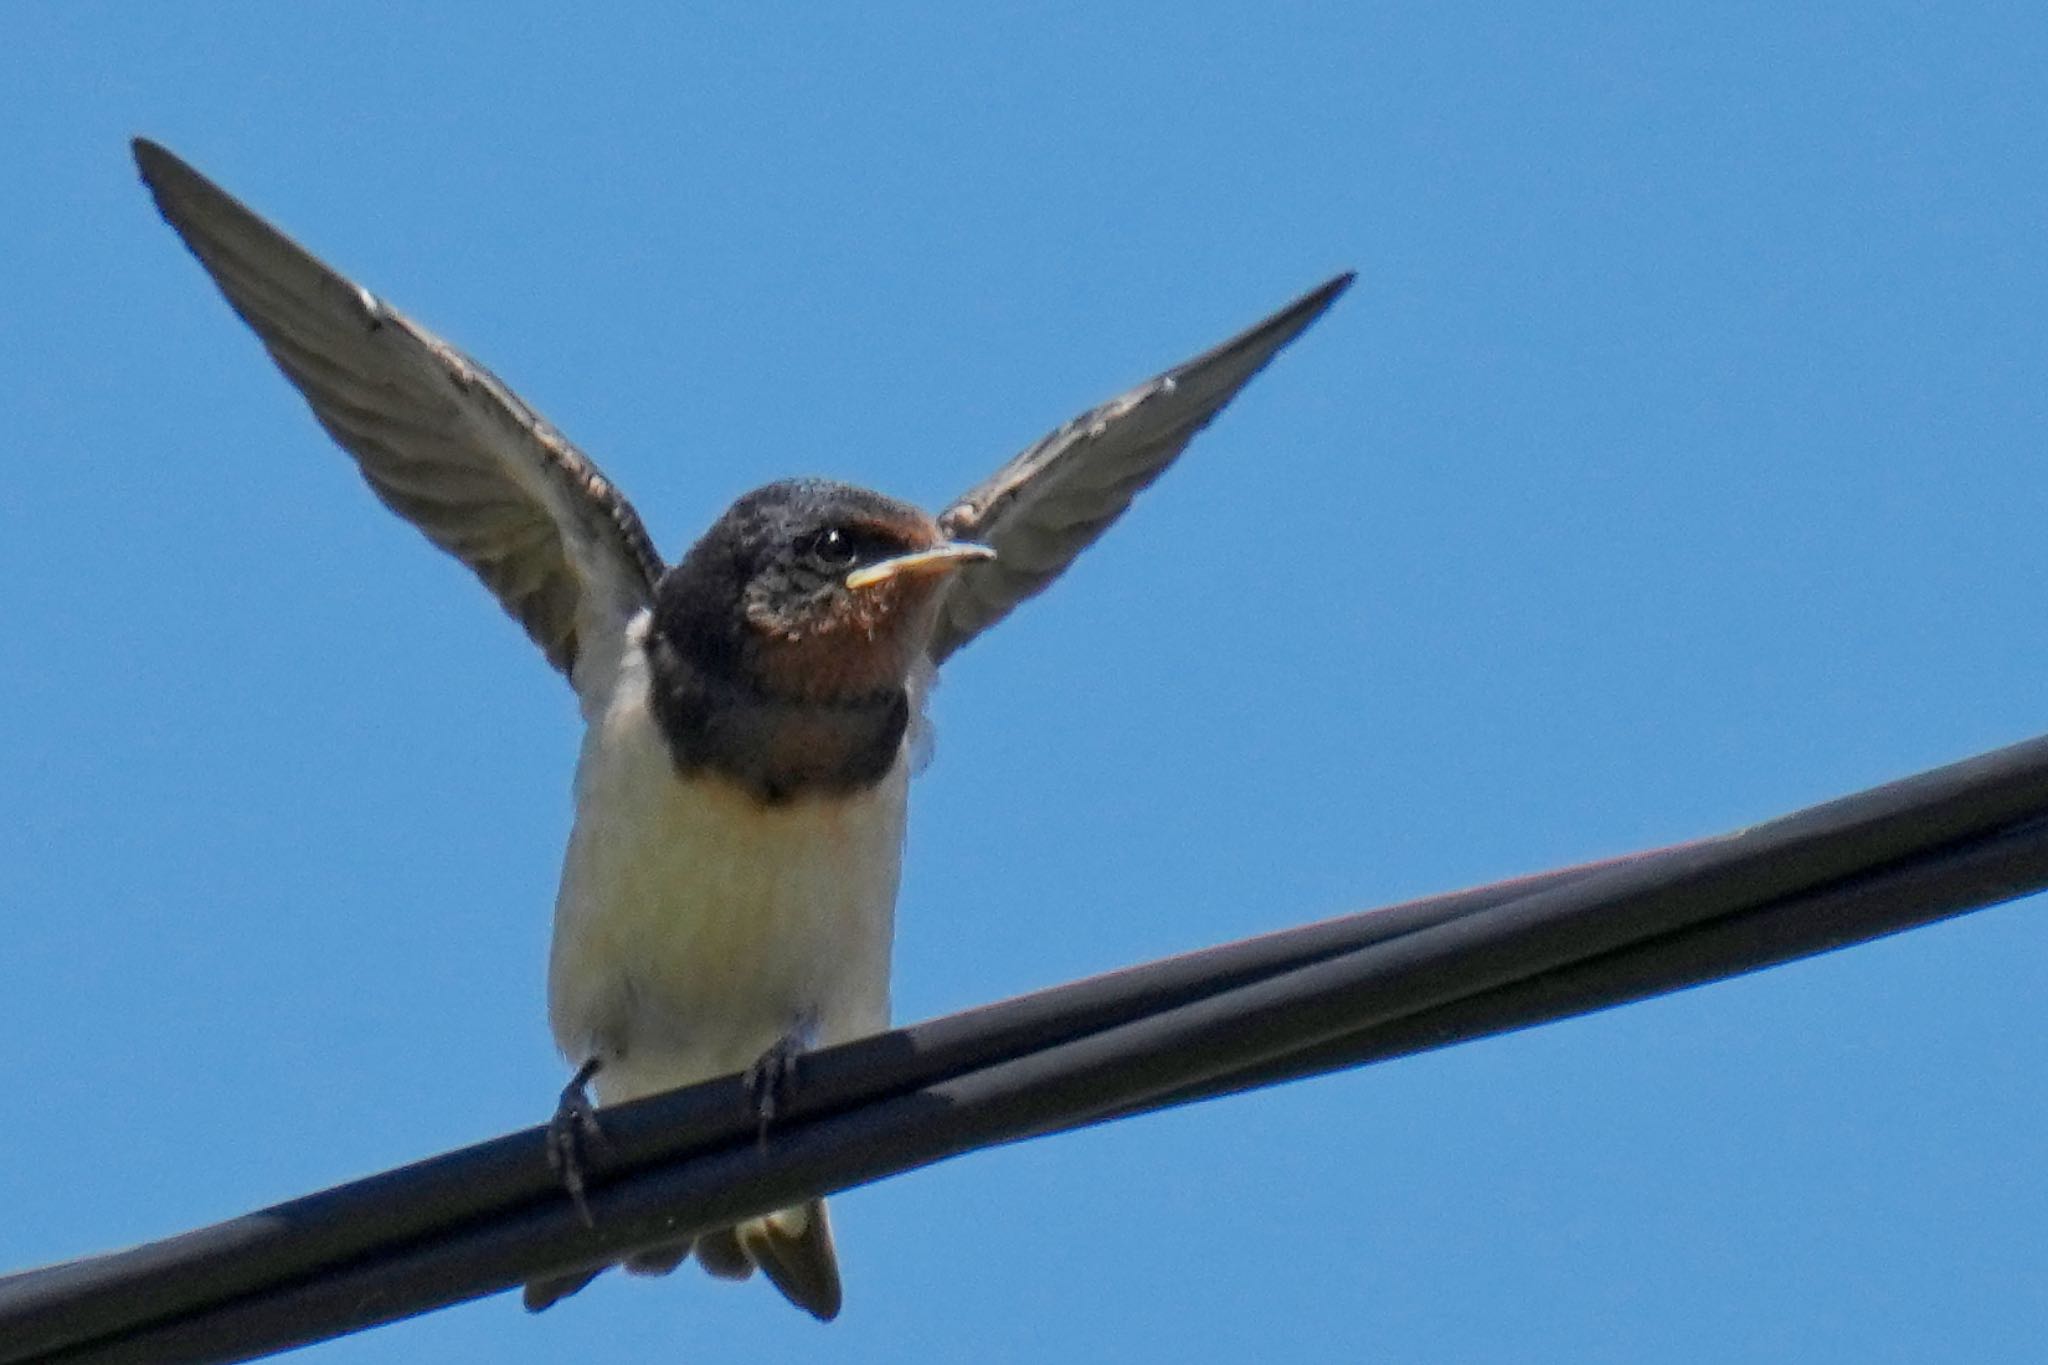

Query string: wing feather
[133,139,664,704]
[929,273,1353,663]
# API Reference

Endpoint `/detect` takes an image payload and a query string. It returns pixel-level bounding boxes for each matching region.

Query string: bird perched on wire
[132,137,1351,1323]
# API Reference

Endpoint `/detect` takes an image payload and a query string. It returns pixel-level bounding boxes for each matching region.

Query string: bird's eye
[807,527,858,569]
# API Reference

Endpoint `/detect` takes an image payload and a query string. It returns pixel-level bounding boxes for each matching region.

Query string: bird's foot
[743,1021,815,1147]
[546,1057,609,1228]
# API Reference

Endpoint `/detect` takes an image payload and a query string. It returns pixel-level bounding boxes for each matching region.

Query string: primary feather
[132,139,662,710]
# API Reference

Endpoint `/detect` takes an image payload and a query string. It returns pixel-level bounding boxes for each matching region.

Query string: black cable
[6,732,2046,1364]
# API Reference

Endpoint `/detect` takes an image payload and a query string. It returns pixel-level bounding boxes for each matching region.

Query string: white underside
[549,618,905,1106]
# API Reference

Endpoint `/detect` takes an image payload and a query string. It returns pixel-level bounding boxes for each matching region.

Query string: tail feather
[520,1199,842,1319]
[692,1226,755,1280]
[738,1200,842,1322]
[523,1237,692,1312]
[522,1266,603,1312]
[623,1239,693,1277]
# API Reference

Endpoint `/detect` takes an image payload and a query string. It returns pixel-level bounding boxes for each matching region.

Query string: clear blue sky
[5,5,2045,1361]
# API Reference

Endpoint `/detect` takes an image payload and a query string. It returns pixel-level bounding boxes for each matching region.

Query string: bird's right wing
[133,139,665,709]
[928,274,1353,664]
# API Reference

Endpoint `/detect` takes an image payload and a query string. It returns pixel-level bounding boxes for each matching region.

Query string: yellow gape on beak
[844,542,996,591]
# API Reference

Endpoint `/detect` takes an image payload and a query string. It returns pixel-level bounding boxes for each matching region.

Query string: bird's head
[653,479,994,702]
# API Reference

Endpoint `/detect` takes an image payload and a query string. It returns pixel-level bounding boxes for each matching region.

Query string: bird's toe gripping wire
[545,1057,610,1228]
[742,1020,816,1148]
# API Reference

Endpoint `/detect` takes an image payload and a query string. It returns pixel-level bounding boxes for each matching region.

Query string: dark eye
[806,527,858,569]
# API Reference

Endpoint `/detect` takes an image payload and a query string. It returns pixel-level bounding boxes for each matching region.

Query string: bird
[132,136,1352,1322]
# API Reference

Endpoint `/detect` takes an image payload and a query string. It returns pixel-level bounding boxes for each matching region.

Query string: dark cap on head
[652,479,959,693]
[644,479,990,801]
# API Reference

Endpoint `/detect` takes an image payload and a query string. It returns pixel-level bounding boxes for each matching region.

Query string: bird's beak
[844,542,996,591]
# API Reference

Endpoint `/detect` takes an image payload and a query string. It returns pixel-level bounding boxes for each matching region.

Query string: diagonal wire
[5,732,2047,1364]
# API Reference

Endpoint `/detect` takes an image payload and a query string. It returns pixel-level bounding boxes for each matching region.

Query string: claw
[546,1057,609,1227]
[742,1025,812,1148]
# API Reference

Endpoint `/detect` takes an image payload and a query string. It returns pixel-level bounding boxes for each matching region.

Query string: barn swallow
[132,137,1352,1322]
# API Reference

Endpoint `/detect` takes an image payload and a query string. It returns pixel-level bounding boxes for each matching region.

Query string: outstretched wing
[133,139,664,707]
[928,273,1353,664]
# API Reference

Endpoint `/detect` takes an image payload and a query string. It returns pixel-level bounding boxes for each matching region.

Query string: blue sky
[5,4,2046,1361]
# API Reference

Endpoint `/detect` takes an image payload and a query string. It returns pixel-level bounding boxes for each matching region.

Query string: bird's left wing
[927,273,1354,664]
[133,139,665,709]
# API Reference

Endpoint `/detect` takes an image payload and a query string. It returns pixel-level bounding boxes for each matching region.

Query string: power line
[6,731,2046,1364]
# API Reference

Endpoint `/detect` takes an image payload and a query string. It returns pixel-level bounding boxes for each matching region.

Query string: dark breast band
[643,633,909,804]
